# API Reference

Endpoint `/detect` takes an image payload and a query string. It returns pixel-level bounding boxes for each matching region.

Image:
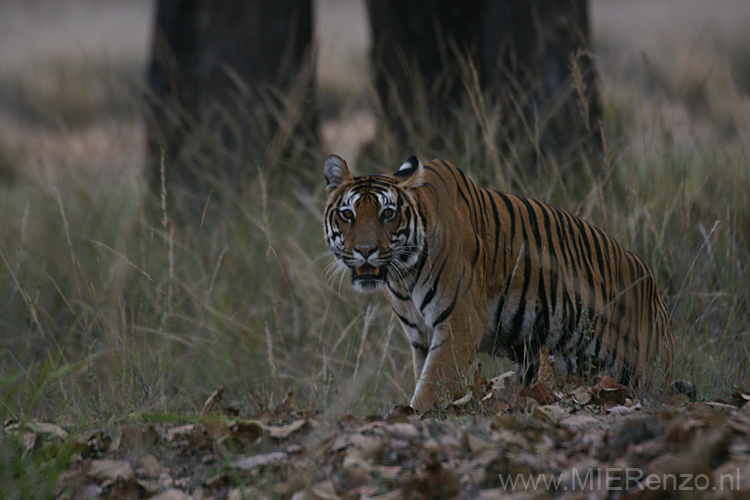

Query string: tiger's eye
[339,209,354,222]
[381,208,396,221]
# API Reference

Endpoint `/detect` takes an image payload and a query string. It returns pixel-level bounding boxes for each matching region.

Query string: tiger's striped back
[485,191,671,385]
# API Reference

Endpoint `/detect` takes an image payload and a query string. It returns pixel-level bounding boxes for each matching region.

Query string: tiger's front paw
[409,388,437,415]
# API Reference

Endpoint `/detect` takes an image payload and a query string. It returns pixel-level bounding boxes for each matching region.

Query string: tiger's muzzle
[351,262,387,289]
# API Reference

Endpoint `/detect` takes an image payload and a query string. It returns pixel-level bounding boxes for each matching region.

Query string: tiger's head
[323,155,424,291]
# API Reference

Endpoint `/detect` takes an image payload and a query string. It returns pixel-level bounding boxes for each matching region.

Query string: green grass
[0,160,411,422]
[1,1,748,437]
[1,88,747,433]
[0,430,76,500]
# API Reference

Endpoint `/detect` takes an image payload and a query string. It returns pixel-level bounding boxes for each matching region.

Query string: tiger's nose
[354,245,376,258]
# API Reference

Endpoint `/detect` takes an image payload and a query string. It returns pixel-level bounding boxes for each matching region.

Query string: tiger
[323,155,674,413]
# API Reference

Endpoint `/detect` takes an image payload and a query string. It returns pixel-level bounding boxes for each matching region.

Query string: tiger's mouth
[352,263,386,288]
[356,263,380,277]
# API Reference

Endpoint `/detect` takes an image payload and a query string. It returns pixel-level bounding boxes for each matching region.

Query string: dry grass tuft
[0,1,747,435]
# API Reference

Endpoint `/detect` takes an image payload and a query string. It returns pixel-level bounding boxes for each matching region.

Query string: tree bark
[145,0,601,218]
[366,0,482,135]
[145,0,315,218]
[367,0,601,168]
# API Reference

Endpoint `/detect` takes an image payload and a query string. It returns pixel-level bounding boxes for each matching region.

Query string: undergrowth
[1,14,748,435]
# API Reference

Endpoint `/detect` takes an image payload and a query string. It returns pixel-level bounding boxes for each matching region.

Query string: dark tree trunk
[145,0,600,218]
[481,0,601,166]
[366,0,482,135]
[367,0,601,168]
[145,0,315,218]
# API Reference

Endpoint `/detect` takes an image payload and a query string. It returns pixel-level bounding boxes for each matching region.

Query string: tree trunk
[366,0,482,138]
[144,0,315,219]
[481,0,601,167]
[367,0,601,169]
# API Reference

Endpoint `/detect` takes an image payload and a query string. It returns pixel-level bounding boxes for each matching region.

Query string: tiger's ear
[324,155,352,193]
[393,155,423,187]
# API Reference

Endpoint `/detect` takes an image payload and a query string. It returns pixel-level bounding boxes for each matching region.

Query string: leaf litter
[5,376,750,499]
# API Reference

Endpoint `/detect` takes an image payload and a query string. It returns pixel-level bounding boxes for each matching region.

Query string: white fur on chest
[384,280,437,343]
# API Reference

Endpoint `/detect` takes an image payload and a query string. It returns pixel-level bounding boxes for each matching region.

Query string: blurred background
[2,0,748,186]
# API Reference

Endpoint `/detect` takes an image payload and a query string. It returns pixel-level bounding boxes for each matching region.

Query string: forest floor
[9,373,750,499]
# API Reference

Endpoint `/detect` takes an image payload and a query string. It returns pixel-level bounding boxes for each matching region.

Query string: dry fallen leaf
[461,432,493,456]
[607,405,635,415]
[203,417,232,441]
[406,456,460,499]
[626,454,713,499]
[450,392,474,408]
[150,489,192,500]
[470,362,488,399]
[116,423,155,454]
[228,487,270,500]
[476,488,507,499]
[204,471,231,488]
[384,404,418,422]
[534,404,568,423]
[388,422,419,441]
[25,421,68,439]
[74,484,104,498]
[88,459,135,483]
[335,463,373,492]
[590,376,631,404]
[518,382,556,405]
[403,437,460,499]
[310,479,340,500]
[572,385,592,405]
[235,418,307,439]
[165,424,209,449]
[537,346,556,389]
[560,414,601,430]
[690,422,734,468]
[139,454,168,479]
[231,451,287,471]
[484,371,521,411]
[489,371,520,392]
[137,478,164,495]
[201,387,224,416]
[3,418,19,431]
[557,374,585,393]
[346,432,386,462]
[267,418,308,439]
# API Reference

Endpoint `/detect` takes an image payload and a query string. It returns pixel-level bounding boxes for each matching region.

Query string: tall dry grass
[0,1,748,435]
